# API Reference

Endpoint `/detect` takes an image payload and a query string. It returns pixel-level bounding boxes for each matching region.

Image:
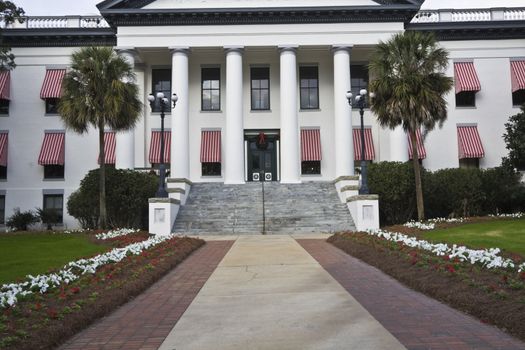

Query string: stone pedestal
[148,198,180,235]
[346,194,380,232]
[166,178,192,205]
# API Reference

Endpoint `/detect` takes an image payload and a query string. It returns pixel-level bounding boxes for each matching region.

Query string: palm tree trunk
[98,122,107,229]
[410,130,425,221]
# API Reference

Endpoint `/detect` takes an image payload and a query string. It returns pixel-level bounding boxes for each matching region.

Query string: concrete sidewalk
[159,235,404,350]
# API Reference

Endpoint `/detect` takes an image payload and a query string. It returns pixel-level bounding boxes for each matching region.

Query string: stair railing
[261,175,266,235]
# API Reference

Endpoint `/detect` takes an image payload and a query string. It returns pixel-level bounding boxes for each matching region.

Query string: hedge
[368,162,525,225]
[67,168,157,229]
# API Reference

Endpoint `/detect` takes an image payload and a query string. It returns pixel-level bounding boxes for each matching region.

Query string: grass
[0,233,107,284]
[422,218,525,256]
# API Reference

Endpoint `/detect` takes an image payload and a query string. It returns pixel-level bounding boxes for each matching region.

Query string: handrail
[0,15,110,29]
[411,8,525,23]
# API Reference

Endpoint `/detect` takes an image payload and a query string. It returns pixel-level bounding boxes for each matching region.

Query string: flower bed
[328,221,525,341]
[0,234,204,350]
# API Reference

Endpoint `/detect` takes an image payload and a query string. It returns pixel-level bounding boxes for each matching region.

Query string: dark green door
[247,136,277,182]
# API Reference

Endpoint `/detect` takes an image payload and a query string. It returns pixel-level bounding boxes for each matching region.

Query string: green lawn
[0,233,107,285]
[422,218,525,256]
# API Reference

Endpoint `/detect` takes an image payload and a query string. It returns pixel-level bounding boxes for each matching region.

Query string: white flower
[95,228,140,240]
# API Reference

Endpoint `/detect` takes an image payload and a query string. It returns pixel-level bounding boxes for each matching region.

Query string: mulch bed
[328,232,525,342]
[0,232,204,350]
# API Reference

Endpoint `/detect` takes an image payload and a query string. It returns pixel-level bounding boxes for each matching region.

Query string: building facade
[0,0,524,228]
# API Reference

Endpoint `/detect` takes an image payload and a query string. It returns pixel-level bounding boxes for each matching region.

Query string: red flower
[71,286,81,294]
[445,264,455,273]
[34,302,42,310]
[47,308,58,319]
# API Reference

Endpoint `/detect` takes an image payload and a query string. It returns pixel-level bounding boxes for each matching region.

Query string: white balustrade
[504,9,525,21]
[411,11,439,23]
[451,10,491,22]
[0,15,109,29]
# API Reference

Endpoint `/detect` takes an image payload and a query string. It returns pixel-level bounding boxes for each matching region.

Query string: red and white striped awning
[0,133,7,167]
[38,132,65,165]
[408,129,427,160]
[149,131,171,164]
[40,69,66,99]
[200,130,221,163]
[353,128,375,161]
[454,62,481,94]
[457,126,484,159]
[301,129,322,161]
[510,60,525,92]
[98,132,116,165]
[0,71,10,100]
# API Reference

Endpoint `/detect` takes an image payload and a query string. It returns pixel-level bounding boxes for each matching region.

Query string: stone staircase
[172,182,355,235]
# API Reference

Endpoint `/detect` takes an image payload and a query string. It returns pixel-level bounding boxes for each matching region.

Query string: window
[201,67,220,111]
[202,162,221,176]
[456,91,476,107]
[299,66,319,109]
[0,195,4,225]
[0,100,8,115]
[251,67,270,110]
[459,158,479,169]
[513,90,525,107]
[43,194,63,224]
[0,166,5,180]
[350,65,369,102]
[301,161,320,175]
[152,69,172,112]
[44,165,64,179]
[45,98,60,114]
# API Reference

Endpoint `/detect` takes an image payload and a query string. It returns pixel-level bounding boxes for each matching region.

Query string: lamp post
[346,89,374,195]
[147,92,178,198]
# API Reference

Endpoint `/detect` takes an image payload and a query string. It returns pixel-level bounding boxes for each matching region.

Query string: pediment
[98,0,420,11]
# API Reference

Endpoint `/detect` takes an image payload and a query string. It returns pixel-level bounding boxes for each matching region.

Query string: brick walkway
[298,239,525,350]
[60,241,233,350]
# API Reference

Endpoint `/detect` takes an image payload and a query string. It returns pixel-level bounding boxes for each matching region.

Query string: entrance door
[247,133,277,182]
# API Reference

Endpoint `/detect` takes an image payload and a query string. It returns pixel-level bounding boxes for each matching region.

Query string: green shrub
[36,207,61,230]
[6,208,39,231]
[368,162,525,225]
[480,166,525,214]
[368,162,418,225]
[67,167,158,229]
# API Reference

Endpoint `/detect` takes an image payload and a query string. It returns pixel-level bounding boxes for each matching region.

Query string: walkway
[60,235,525,350]
[159,235,403,350]
[60,241,233,350]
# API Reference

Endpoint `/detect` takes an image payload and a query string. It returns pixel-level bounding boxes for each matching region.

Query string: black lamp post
[346,89,374,195]
[147,92,178,198]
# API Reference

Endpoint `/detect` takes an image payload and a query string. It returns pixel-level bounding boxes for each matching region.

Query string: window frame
[0,166,6,180]
[250,67,270,111]
[299,66,320,110]
[0,99,9,115]
[44,165,64,180]
[45,98,60,115]
[459,158,480,169]
[456,91,476,108]
[301,161,321,175]
[43,193,64,224]
[512,90,525,107]
[202,162,221,177]
[0,194,4,225]
[350,64,369,105]
[201,67,221,112]
[151,68,172,113]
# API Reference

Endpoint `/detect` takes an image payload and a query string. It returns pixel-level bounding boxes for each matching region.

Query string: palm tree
[59,46,142,229]
[369,31,453,221]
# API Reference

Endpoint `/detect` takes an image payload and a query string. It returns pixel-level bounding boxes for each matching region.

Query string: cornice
[406,21,525,41]
[0,28,117,47]
[100,5,421,27]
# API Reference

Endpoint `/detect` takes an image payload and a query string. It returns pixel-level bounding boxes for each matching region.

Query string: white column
[170,47,190,179]
[390,126,409,162]
[279,46,301,184]
[333,45,354,177]
[224,46,245,184]
[115,48,136,170]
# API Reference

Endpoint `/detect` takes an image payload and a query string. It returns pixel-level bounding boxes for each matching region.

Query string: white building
[0,0,524,228]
